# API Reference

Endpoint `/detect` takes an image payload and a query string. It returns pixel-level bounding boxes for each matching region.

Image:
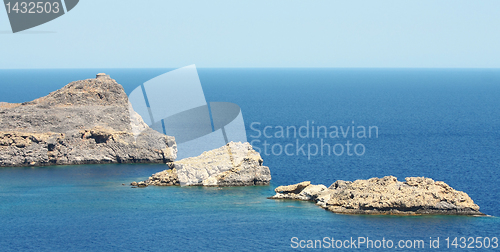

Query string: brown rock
[270,176,484,216]
[275,181,310,193]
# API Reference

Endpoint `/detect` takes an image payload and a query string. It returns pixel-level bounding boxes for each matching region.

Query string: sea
[0,68,499,251]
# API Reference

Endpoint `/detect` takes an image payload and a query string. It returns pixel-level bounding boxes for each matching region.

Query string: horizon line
[1,67,500,70]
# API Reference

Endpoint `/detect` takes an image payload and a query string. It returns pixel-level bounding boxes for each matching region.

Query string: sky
[0,0,499,69]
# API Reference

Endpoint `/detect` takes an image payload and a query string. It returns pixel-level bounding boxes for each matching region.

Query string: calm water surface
[0,69,499,251]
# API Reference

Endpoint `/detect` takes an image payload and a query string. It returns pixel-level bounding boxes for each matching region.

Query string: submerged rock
[139,142,271,187]
[270,176,484,216]
[0,74,177,167]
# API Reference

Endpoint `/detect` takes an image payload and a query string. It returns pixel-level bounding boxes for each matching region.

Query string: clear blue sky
[1,0,499,68]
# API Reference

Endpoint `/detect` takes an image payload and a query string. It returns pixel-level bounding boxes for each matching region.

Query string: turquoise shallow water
[0,69,499,251]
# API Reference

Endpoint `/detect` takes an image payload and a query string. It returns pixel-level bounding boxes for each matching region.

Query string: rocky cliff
[0,74,177,166]
[270,176,483,215]
[133,142,271,187]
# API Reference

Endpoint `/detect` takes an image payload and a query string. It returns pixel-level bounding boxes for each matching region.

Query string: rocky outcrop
[137,168,180,186]
[0,74,177,167]
[137,142,271,187]
[270,176,484,216]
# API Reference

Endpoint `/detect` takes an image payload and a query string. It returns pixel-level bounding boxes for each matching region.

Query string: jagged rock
[142,168,180,186]
[272,182,327,201]
[140,142,271,187]
[0,74,177,167]
[270,176,484,216]
[328,180,352,190]
[275,181,311,194]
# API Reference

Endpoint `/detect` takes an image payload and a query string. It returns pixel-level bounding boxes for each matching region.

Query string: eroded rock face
[139,142,271,187]
[0,75,177,166]
[272,181,328,201]
[270,176,483,216]
[141,168,180,186]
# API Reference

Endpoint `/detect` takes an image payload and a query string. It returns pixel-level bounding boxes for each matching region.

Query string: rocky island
[0,74,177,166]
[270,176,484,215]
[0,74,271,187]
[132,141,271,187]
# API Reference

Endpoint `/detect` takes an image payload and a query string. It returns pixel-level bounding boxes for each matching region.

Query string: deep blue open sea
[0,68,499,251]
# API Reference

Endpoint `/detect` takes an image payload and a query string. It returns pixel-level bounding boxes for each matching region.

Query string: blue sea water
[0,68,499,251]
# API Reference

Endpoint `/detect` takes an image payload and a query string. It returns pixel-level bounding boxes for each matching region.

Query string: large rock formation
[270,176,483,215]
[135,142,271,187]
[0,74,177,166]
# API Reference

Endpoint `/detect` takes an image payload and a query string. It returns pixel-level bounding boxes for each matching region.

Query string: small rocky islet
[270,176,484,216]
[0,74,484,216]
[131,141,272,187]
